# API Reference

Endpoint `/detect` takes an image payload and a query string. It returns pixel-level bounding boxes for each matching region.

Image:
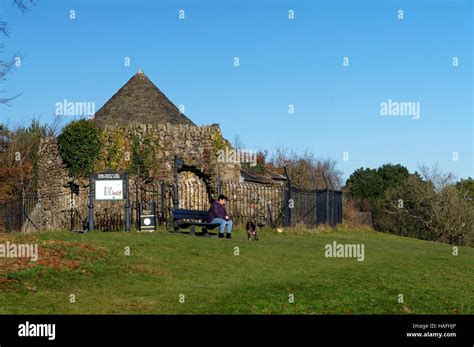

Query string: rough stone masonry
[23,71,244,231]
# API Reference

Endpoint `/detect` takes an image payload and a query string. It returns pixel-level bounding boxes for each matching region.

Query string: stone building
[91,70,240,183]
[23,71,285,231]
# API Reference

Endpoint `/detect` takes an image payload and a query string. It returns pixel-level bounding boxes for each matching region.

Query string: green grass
[0,227,472,314]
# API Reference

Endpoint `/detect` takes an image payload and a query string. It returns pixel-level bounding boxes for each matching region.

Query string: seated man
[207,194,232,239]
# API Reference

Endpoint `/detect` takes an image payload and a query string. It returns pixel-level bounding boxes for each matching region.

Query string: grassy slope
[0,227,472,314]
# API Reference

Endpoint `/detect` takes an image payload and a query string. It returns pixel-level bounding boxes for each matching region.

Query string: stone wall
[99,123,240,183]
[24,123,243,231]
[23,137,72,232]
[23,149,284,232]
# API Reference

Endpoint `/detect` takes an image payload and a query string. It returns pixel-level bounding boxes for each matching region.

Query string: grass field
[0,227,472,314]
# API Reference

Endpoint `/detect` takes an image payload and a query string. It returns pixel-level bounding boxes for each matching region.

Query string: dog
[246,221,259,241]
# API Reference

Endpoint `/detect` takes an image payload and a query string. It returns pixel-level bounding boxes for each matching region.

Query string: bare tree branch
[0,0,36,105]
[12,0,36,14]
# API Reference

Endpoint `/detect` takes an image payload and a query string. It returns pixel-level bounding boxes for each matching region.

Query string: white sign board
[95,180,124,200]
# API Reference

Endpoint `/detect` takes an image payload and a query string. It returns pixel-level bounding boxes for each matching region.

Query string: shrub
[379,172,474,246]
[57,120,101,177]
[0,119,54,198]
[456,178,474,202]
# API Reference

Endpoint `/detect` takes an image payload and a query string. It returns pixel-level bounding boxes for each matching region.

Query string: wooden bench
[172,209,220,236]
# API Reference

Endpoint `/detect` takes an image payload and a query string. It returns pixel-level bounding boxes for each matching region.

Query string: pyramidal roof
[93,70,195,128]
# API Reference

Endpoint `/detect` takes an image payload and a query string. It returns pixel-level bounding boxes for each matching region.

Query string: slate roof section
[240,168,288,184]
[93,70,195,128]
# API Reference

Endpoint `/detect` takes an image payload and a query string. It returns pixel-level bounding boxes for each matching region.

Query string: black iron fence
[0,191,38,232]
[0,198,21,232]
[220,182,283,227]
[134,181,284,228]
[0,180,343,232]
[283,187,343,228]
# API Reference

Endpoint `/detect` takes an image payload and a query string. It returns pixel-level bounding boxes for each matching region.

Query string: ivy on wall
[57,123,230,180]
[210,128,234,177]
[129,131,159,179]
[97,127,131,172]
[57,121,164,178]
[211,129,227,156]
[31,142,40,190]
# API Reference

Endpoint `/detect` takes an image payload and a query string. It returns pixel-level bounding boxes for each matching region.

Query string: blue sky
[0,0,472,181]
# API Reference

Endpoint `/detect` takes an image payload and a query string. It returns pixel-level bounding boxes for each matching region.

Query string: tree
[346,163,473,245]
[346,163,421,232]
[345,167,384,206]
[0,0,36,104]
[377,164,411,190]
[269,147,343,189]
[381,168,474,246]
[417,163,456,192]
[57,120,102,177]
[456,177,474,202]
[231,134,244,151]
[348,164,410,195]
[0,118,56,199]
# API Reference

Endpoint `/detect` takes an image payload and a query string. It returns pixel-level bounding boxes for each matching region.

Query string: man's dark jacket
[207,201,228,222]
